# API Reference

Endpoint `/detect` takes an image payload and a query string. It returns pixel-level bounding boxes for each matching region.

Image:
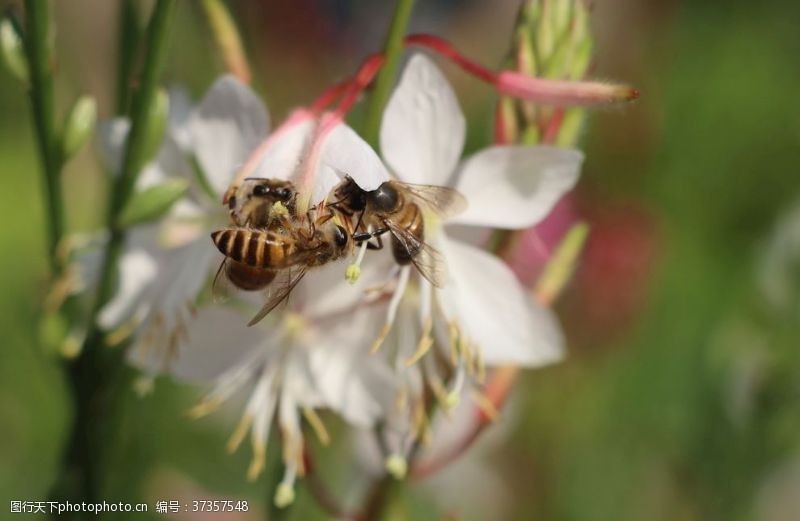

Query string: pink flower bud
[496,70,639,107]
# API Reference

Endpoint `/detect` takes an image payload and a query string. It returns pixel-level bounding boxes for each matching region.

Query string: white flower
[368,54,583,447]
[97,75,390,370]
[169,262,393,505]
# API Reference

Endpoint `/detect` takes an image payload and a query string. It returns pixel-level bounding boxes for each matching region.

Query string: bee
[212,205,354,325]
[224,177,297,228]
[329,177,467,287]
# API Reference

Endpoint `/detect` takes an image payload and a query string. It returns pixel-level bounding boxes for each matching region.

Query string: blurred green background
[1,0,799,519]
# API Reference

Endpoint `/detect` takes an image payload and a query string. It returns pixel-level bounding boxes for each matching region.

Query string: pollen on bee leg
[269,201,289,220]
[226,413,254,453]
[371,266,411,353]
[302,407,331,446]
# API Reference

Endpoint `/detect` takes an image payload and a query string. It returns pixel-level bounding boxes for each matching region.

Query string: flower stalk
[362,0,417,147]
[200,0,251,84]
[23,0,64,275]
[48,0,176,509]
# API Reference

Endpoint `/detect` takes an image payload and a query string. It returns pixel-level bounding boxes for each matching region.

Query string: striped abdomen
[211,228,300,270]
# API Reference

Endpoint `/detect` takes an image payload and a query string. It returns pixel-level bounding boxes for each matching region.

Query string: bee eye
[227,195,237,210]
[334,225,348,247]
[276,188,291,201]
[370,183,398,212]
[253,185,268,197]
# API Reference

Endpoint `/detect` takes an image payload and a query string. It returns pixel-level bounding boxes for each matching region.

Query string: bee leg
[366,234,384,250]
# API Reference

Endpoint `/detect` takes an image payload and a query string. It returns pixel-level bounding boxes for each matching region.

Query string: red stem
[333,53,387,117]
[310,79,351,113]
[404,33,497,84]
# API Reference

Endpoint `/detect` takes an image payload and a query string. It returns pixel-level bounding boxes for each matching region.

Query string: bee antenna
[243,176,268,181]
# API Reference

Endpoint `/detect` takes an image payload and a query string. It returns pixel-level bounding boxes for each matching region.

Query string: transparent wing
[247,267,307,326]
[398,182,467,219]
[211,258,233,304]
[385,220,447,288]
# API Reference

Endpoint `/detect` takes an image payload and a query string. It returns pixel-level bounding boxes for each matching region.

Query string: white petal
[437,238,564,367]
[189,75,270,196]
[249,118,315,181]
[450,145,583,229]
[379,53,465,185]
[315,122,389,204]
[97,247,158,329]
[308,310,395,427]
[168,306,265,383]
[166,85,193,151]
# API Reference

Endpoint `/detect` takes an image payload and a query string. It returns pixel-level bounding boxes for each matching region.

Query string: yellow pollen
[226,414,254,453]
[186,396,224,419]
[443,391,461,410]
[269,201,289,220]
[274,483,295,508]
[283,312,306,339]
[104,317,140,347]
[247,440,267,481]
[345,264,361,284]
[302,407,331,446]
[385,455,407,480]
[60,332,83,359]
[132,376,155,397]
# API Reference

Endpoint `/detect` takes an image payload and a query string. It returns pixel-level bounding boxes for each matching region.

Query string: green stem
[24,0,64,274]
[361,0,416,148]
[48,1,176,513]
[115,0,141,116]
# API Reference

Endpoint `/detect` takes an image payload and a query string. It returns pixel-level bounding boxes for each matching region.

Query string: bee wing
[247,267,307,326]
[384,220,447,288]
[400,183,467,219]
[211,258,234,303]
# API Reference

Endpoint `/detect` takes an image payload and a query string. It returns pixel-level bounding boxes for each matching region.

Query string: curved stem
[361,0,416,147]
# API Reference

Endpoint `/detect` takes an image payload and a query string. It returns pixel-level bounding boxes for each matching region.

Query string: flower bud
[61,95,97,160]
[117,179,189,228]
[141,88,170,164]
[0,18,28,84]
[497,72,639,107]
[534,221,590,305]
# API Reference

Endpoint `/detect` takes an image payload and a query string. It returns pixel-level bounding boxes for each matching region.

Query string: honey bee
[212,202,354,325]
[224,177,297,228]
[329,177,467,287]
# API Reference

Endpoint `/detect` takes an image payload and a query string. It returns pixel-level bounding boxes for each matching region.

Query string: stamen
[274,466,298,508]
[226,413,254,453]
[371,266,411,353]
[405,316,433,366]
[385,454,408,480]
[345,234,369,284]
[302,407,330,446]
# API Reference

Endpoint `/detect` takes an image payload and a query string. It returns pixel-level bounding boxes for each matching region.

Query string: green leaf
[61,95,97,160]
[117,178,188,228]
